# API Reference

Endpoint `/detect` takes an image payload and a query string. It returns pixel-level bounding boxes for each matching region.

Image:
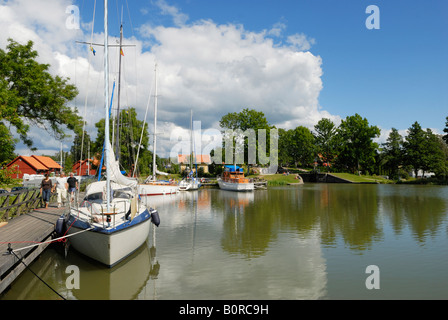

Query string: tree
[71,131,92,164]
[402,121,426,177]
[219,108,274,166]
[336,114,380,174]
[382,128,403,179]
[0,122,16,163]
[443,116,448,145]
[93,108,152,176]
[278,128,294,166]
[289,126,315,168]
[420,129,446,177]
[0,39,81,148]
[313,118,339,171]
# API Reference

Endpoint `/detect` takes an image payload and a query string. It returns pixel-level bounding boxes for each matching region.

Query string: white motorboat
[217,165,254,192]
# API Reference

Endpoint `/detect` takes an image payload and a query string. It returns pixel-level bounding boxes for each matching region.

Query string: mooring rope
[7,247,66,300]
[3,227,95,253]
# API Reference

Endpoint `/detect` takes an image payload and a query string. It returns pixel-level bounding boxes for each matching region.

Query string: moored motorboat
[217,165,254,192]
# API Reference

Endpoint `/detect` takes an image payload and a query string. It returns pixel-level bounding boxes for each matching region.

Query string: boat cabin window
[85,192,103,202]
[113,190,132,199]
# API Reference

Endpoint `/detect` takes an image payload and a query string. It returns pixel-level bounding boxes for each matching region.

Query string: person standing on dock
[55,172,68,208]
[67,172,78,204]
[40,174,53,208]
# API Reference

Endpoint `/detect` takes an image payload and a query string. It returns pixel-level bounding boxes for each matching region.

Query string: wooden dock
[0,205,67,295]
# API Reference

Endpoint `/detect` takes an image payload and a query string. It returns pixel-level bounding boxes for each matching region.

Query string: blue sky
[1,0,447,156]
[86,0,448,131]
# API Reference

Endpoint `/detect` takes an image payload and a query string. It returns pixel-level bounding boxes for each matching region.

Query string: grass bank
[254,174,302,186]
[329,173,393,184]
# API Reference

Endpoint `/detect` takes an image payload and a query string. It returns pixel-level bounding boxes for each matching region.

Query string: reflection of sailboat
[68,242,155,300]
[66,1,157,267]
[179,110,201,191]
[218,165,254,191]
[138,64,179,196]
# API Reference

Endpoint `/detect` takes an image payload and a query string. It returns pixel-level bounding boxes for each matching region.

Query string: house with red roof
[72,159,97,176]
[177,154,211,174]
[5,155,62,179]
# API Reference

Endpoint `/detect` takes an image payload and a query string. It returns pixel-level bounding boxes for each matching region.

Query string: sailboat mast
[115,23,123,161]
[152,63,158,181]
[190,109,193,175]
[104,0,111,210]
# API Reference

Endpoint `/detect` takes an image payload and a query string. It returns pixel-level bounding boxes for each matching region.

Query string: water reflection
[2,184,447,300]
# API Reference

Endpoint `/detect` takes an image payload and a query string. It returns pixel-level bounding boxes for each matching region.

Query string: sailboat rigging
[64,0,159,267]
[137,63,179,196]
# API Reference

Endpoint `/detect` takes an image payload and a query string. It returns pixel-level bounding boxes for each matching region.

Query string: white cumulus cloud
[1,0,338,158]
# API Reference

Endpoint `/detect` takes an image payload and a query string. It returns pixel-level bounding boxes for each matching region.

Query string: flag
[120,48,124,56]
[90,46,96,56]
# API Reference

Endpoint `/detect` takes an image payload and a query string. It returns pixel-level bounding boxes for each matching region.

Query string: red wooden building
[5,155,62,179]
[72,159,97,176]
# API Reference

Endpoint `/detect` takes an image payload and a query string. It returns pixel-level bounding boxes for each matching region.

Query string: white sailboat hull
[138,183,179,196]
[218,178,254,192]
[67,216,151,267]
[179,179,200,191]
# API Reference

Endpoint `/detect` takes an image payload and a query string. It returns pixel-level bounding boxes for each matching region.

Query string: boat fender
[55,216,66,236]
[125,208,131,220]
[150,209,160,227]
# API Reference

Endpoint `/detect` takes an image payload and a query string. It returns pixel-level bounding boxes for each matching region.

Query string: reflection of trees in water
[220,190,275,259]
[380,186,447,243]
[219,185,448,257]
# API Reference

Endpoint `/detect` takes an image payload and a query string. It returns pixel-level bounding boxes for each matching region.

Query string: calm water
[2,184,448,300]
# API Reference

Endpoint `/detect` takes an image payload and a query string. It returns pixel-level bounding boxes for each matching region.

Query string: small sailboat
[65,1,159,267]
[179,174,201,191]
[179,110,201,191]
[217,165,255,192]
[138,63,179,196]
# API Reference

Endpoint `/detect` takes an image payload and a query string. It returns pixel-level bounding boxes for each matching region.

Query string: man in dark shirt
[67,172,78,203]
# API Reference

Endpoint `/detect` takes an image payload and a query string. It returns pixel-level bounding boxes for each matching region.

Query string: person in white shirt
[55,172,68,208]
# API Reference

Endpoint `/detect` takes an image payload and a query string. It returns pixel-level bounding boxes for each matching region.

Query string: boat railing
[73,199,130,229]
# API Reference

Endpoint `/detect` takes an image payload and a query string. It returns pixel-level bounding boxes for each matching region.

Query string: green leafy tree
[420,129,446,177]
[336,114,380,174]
[0,39,82,148]
[219,108,274,166]
[0,122,16,163]
[443,116,448,145]
[71,131,92,164]
[382,128,403,179]
[93,108,152,176]
[278,128,294,166]
[290,126,315,168]
[313,118,339,171]
[402,121,426,177]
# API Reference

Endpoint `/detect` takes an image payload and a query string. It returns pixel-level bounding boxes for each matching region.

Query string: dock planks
[0,205,68,295]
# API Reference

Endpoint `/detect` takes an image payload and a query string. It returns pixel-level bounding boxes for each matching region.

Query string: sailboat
[65,1,159,267]
[138,64,179,196]
[179,110,201,191]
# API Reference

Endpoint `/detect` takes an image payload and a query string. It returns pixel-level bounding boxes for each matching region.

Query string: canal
[1,184,447,300]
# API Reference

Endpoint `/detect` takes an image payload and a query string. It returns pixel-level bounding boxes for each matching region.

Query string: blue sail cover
[224,165,243,172]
